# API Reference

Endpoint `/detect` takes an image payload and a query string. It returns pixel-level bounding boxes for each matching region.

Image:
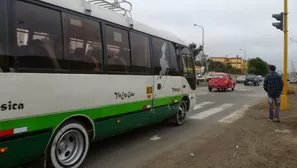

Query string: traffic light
[272,13,284,31]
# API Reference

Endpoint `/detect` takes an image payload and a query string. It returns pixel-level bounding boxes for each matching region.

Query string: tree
[247,57,269,76]
[247,66,257,74]
[200,54,208,63]
[207,59,242,74]
[189,42,203,59]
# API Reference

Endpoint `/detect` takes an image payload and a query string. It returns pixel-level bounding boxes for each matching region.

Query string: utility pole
[240,49,246,74]
[272,0,289,110]
[282,0,289,110]
[193,24,206,73]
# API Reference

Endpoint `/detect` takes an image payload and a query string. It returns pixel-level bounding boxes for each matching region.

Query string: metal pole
[283,0,288,95]
[280,0,289,110]
[244,51,246,74]
[202,27,206,73]
[240,49,246,74]
[193,24,206,73]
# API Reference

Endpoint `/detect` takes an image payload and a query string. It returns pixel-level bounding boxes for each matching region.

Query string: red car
[208,72,235,92]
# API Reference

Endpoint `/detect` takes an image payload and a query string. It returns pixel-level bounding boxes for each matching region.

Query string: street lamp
[193,24,206,72]
[240,48,247,74]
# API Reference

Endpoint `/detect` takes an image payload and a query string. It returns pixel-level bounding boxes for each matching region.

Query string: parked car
[208,72,235,92]
[289,77,297,84]
[257,75,263,82]
[206,72,215,82]
[244,75,260,86]
[236,75,246,83]
[196,73,204,84]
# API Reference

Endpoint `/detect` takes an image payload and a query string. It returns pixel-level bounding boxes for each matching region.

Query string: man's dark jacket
[263,72,284,98]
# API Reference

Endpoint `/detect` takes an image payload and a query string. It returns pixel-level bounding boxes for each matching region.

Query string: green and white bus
[0,0,197,167]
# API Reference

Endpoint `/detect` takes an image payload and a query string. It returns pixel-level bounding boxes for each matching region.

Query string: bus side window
[181,48,194,77]
[130,32,151,74]
[0,0,13,73]
[62,13,103,72]
[168,42,181,76]
[15,1,63,71]
[104,25,130,73]
[151,37,169,76]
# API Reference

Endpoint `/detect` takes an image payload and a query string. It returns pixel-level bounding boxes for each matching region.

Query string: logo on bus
[172,88,181,92]
[1,101,24,111]
[114,92,135,100]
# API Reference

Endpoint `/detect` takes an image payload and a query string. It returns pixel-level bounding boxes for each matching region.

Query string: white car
[257,75,263,82]
[290,78,297,84]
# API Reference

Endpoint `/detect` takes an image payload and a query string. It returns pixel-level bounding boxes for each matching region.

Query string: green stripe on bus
[0,95,182,132]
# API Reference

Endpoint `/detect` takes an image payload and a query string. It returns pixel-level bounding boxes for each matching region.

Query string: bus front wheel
[47,120,90,168]
[174,99,188,126]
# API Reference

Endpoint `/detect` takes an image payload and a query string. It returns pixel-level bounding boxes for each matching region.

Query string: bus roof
[40,0,188,46]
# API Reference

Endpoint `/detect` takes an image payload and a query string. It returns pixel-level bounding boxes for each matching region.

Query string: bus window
[105,25,130,73]
[181,47,196,90]
[151,37,169,76]
[130,32,151,74]
[15,1,63,71]
[0,1,5,54]
[168,42,181,76]
[63,13,103,72]
[0,0,12,73]
[181,47,194,76]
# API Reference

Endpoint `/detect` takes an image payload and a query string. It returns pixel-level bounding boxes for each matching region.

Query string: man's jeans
[268,97,280,119]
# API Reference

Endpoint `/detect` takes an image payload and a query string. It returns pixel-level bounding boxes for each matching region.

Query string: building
[195,65,205,74]
[210,57,228,65]
[210,56,248,73]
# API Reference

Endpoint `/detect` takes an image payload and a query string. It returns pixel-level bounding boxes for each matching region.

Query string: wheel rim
[56,130,85,166]
[177,101,187,123]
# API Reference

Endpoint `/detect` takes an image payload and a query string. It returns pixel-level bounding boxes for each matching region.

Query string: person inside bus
[107,47,128,72]
[87,47,102,72]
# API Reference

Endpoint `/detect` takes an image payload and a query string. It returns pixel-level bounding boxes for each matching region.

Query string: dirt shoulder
[140,90,297,168]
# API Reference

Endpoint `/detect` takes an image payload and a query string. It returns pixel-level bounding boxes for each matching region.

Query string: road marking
[193,101,214,110]
[218,105,250,124]
[189,103,234,120]
[150,135,161,141]
[236,88,249,91]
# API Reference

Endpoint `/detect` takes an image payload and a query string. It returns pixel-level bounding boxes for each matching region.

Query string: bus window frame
[104,23,132,74]
[129,30,153,75]
[0,0,8,55]
[6,0,18,71]
[62,12,104,73]
[9,0,187,76]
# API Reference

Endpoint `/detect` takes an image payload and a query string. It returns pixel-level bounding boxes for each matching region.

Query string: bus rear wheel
[47,120,90,168]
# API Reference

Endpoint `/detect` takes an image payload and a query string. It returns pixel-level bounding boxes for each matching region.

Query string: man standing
[264,65,283,122]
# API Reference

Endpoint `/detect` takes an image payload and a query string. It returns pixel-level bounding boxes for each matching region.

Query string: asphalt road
[83,83,266,168]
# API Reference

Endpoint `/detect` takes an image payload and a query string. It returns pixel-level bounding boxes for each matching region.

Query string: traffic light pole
[281,0,289,110]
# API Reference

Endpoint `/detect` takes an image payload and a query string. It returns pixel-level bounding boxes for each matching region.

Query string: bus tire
[174,99,188,126]
[46,120,90,168]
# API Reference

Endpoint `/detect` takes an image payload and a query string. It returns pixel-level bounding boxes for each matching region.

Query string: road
[83,83,266,168]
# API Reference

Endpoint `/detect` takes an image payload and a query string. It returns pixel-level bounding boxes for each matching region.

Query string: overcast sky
[127,0,297,72]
